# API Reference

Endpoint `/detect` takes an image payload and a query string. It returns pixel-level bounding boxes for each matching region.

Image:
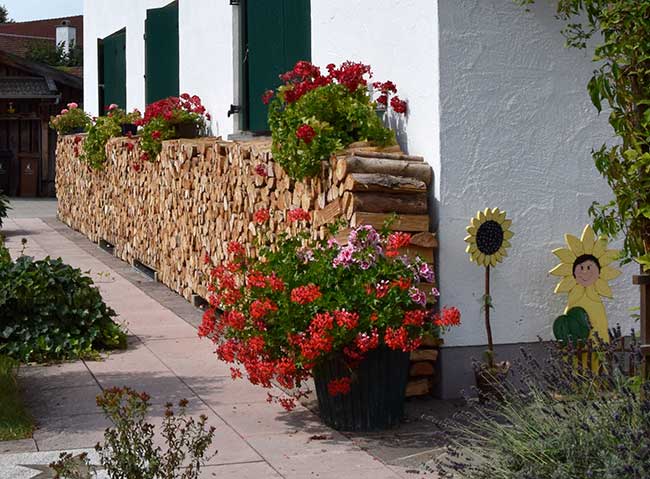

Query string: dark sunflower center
[476,220,504,255]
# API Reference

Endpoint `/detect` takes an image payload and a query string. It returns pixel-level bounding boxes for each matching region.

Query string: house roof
[0,76,58,99]
[0,16,83,47]
[0,50,82,91]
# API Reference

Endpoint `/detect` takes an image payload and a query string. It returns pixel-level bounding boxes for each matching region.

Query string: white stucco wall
[437,0,637,347]
[310,0,441,196]
[83,0,234,136]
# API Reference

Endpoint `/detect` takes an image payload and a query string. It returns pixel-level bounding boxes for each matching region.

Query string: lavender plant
[433,343,650,479]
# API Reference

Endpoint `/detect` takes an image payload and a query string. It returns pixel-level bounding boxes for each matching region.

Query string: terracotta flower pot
[313,347,410,431]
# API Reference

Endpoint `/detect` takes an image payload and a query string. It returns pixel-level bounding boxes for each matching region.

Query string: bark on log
[336,156,432,184]
[343,173,427,194]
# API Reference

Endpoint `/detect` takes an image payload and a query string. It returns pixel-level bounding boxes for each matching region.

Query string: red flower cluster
[327,377,352,396]
[287,208,311,222]
[137,94,207,125]
[327,61,372,92]
[384,326,422,352]
[254,163,268,177]
[390,97,408,114]
[261,90,275,105]
[334,310,359,329]
[386,232,412,257]
[434,307,461,327]
[355,329,380,353]
[253,208,270,224]
[227,241,246,256]
[296,124,316,144]
[403,310,427,327]
[290,284,322,304]
[373,81,397,106]
[250,298,278,320]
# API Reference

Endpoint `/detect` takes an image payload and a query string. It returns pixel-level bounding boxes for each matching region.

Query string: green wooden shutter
[145,1,179,105]
[245,0,311,132]
[102,29,126,111]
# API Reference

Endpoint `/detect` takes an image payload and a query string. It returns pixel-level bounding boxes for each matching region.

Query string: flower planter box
[173,122,201,139]
[64,127,86,135]
[120,123,138,136]
[313,347,410,431]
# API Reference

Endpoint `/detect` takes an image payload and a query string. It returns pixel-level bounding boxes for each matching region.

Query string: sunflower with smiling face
[465,208,514,267]
[550,225,621,342]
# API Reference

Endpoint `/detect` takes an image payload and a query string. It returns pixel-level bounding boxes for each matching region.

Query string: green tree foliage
[0,5,12,24]
[26,40,83,67]
[518,1,650,269]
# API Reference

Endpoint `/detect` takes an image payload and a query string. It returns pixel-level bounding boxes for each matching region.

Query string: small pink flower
[107,103,119,111]
[67,102,78,109]
[60,108,69,114]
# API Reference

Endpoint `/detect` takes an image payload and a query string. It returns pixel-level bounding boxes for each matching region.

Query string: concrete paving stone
[210,402,325,438]
[33,414,110,451]
[92,371,198,406]
[126,319,200,341]
[0,449,106,479]
[198,461,282,478]
[274,450,400,478]
[144,338,232,379]
[246,428,360,461]
[18,361,95,391]
[190,377,279,406]
[84,340,170,376]
[0,439,37,454]
[23,384,103,420]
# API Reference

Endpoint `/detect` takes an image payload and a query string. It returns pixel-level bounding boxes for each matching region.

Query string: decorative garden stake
[550,225,621,344]
[465,207,513,371]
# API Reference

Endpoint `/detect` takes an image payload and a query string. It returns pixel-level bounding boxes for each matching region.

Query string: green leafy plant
[434,343,650,479]
[81,115,121,169]
[0,255,127,362]
[49,103,91,135]
[200,209,459,410]
[267,61,406,179]
[0,355,32,441]
[0,189,9,228]
[105,104,142,126]
[517,1,650,269]
[26,39,83,67]
[136,94,208,163]
[51,387,216,479]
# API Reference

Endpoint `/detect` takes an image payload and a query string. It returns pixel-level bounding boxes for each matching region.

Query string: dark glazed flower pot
[173,122,201,139]
[313,347,410,431]
[65,127,86,135]
[120,123,138,136]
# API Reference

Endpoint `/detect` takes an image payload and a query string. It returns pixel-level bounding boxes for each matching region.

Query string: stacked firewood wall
[56,136,439,396]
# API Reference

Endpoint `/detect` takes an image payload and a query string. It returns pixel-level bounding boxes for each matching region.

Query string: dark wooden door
[0,119,41,196]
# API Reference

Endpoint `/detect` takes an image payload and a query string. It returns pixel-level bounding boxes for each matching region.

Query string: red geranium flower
[290,284,322,304]
[287,208,310,223]
[434,307,461,327]
[262,90,274,105]
[295,124,316,144]
[390,96,408,114]
[253,208,270,224]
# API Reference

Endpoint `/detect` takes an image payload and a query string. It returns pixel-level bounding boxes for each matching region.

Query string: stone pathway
[0,216,440,478]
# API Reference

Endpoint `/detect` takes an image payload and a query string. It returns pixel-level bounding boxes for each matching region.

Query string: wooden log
[349,150,425,162]
[405,378,431,397]
[336,156,432,184]
[410,232,438,248]
[313,198,342,227]
[410,362,435,377]
[410,349,439,362]
[351,212,429,232]
[346,192,428,215]
[343,173,427,194]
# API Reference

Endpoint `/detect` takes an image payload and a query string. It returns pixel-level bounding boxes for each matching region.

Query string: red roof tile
[0,16,83,47]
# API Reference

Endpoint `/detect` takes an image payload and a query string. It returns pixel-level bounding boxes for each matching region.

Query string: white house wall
[437,0,636,349]
[83,0,234,136]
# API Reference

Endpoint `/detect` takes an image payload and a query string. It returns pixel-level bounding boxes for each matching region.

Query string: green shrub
[0,255,127,362]
[0,355,32,441]
[0,190,9,228]
[434,345,650,479]
[49,103,91,135]
[81,115,121,169]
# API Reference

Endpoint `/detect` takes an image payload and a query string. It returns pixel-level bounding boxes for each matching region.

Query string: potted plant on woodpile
[136,94,210,162]
[105,103,142,136]
[80,114,121,169]
[464,208,514,401]
[265,60,408,180]
[200,209,460,431]
[49,102,91,135]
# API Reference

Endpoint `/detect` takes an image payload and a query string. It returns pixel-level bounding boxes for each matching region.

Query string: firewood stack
[56,135,439,396]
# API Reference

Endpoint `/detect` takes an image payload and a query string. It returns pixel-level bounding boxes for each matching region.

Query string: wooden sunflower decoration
[464,208,513,368]
[550,225,621,343]
[465,208,513,267]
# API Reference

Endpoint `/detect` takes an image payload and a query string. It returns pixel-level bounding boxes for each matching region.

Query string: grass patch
[0,355,33,441]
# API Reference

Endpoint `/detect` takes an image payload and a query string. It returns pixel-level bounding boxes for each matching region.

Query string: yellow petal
[501,219,512,230]
[491,207,501,219]
[549,263,573,277]
[477,253,485,265]
[553,247,576,264]
[496,210,507,223]
[471,217,481,228]
[585,286,600,302]
[599,249,619,267]
[555,275,577,293]
[502,240,512,249]
[568,284,586,303]
[485,208,493,220]
[467,243,478,254]
[595,278,613,298]
[499,247,508,258]
[466,225,477,235]
[489,254,497,267]
[565,234,584,256]
[479,210,487,222]
[464,235,476,244]
[600,266,621,281]
[592,238,607,258]
[494,251,503,263]
[580,225,596,254]
[503,230,514,240]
